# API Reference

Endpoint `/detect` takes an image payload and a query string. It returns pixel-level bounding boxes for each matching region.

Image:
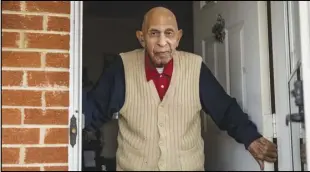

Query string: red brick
[2,32,20,48]
[2,71,23,86]
[2,128,40,144]
[25,1,70,14]
[2,14,43,30]
[25,147,68,163]
[24,109,68,125]
[2,148,20,164]
[45,91,69,107]
[44,128,68,144]
[2,51,41,68]
[48,16,70,32]
[2,90,42,106]
[44,166,68,171]
[45,53,69,68]
[27,71,69,87]
[2,109,21,125]
[2,1,21,11]
[2,167,41,171]
[25,33,69,50]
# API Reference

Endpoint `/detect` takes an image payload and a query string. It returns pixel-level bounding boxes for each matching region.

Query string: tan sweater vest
[117,49,204,171]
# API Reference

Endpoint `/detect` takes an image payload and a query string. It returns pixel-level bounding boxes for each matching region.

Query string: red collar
[145,54,173,81]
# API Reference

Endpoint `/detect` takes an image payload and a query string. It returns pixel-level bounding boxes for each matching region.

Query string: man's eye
[166,31,174,36]
[151,32,158,36]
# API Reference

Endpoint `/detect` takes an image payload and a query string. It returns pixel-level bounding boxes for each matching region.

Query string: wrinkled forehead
[143,13,178,32]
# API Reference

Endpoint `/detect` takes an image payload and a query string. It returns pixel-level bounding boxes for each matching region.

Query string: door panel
[227,23,246,110]
[194,1,271,170]
[287,1,302,73]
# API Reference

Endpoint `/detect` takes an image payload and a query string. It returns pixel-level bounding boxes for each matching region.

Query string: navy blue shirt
[83,54,262,149]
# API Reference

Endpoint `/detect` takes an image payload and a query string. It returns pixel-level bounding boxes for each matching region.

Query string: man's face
[137,8,183,67]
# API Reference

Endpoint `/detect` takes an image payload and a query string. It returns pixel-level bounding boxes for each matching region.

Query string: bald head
[136,6,183,67]
[142,7,178,32]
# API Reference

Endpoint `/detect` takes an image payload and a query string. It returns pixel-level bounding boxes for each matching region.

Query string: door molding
[69,1,83,171]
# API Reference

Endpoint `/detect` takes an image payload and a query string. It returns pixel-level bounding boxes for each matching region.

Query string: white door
[285,1,305,171]
[283,1,310,171]
[193,1,274,170]
[271,1,310,171]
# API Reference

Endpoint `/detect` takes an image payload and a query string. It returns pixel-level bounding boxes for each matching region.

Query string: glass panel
[287,1,302,74]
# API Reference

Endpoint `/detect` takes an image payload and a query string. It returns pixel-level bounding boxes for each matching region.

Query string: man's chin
[149,55,172,67]
[154,60,170,67]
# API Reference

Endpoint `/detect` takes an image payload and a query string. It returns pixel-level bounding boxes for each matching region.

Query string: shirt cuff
[242,128,263,150]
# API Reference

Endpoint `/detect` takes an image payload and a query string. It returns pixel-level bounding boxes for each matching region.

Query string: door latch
[69,115,78,147]
[286,80,304,125]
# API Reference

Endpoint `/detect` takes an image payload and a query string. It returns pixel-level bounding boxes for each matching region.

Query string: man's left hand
[247,137,278,170]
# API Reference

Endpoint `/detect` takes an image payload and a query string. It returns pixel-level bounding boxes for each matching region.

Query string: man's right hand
[248,137,278,170]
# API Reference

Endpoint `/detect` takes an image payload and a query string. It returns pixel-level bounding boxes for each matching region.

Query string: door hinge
[263,113,277,139]
[264,113,278,170]
[272,113,277,138]
[69,115,78,147]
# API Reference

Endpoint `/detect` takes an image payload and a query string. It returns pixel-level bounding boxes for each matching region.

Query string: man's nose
[157,35,167,47]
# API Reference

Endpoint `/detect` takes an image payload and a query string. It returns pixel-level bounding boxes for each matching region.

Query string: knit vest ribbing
[117,49,204,171]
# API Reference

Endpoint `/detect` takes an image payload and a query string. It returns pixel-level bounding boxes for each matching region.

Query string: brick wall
[2,1,70,171]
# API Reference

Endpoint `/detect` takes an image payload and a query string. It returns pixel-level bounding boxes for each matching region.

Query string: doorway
[81,1,193,171]
[69,1,310,171]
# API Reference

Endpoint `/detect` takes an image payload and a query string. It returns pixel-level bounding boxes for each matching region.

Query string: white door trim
[270,1,293,171]
[68,1,83,171]
[298,1,310,167]
[0,1,2,162]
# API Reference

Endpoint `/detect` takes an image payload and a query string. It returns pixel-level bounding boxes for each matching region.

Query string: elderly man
[83,6,277,171]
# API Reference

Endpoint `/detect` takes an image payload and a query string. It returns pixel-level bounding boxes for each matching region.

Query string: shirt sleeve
[199,61,262,149]
[83,55,125,132]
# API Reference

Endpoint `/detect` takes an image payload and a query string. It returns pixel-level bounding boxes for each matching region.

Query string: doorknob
[286,80,304,125]
[69,115,78,147]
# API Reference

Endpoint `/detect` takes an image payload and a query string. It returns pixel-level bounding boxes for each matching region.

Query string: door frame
[68,1,310,171]
[270,1,294,170]
[298,0,310,167]
[68,1,83,171]
[271,1,310,170]
[0,2,2,161]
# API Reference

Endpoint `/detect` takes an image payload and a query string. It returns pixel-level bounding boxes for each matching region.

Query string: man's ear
[176,29,183,48]
[136,30,145,48]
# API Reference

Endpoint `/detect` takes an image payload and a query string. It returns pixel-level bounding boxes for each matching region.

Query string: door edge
[68,1,83,171]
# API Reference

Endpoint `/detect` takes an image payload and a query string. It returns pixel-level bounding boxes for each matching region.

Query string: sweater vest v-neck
[117,49,204,171]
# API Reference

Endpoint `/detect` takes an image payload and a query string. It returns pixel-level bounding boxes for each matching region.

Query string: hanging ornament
[212,14,226,43]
